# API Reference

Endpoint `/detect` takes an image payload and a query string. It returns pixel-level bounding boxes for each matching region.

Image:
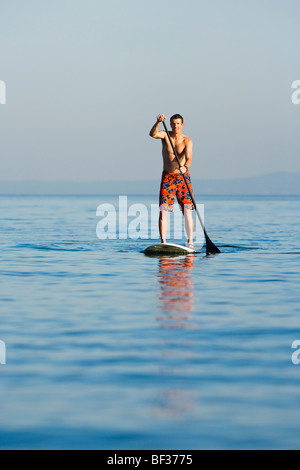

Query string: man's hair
[170,114,184,124]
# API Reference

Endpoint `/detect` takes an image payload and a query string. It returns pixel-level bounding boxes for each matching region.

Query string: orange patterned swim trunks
[159,170,195,213]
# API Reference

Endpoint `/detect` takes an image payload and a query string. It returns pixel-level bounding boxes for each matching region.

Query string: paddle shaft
[162,120,220,253]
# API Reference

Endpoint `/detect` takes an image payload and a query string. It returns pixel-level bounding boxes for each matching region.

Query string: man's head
[170,114,184,134]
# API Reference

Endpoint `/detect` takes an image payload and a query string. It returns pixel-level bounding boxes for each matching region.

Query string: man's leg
[177,171,195,247]
[184,207,194,246]
[159,210,168,243]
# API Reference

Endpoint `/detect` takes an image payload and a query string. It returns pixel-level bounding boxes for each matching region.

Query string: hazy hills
[1,172,300,196]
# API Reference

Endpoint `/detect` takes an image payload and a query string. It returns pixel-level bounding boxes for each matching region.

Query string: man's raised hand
[157,114,167,123]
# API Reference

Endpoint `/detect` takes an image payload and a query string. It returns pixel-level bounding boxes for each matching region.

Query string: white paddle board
[144,243,196,256]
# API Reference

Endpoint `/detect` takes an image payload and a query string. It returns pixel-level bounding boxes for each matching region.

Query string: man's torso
[161,134,191,173]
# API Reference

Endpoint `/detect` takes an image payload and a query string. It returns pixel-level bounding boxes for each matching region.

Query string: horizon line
[0,170,300,184]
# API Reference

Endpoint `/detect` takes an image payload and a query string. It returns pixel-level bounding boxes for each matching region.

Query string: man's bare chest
[163,138,186,157]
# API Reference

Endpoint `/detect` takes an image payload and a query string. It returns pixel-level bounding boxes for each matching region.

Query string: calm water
[0,195,300,450]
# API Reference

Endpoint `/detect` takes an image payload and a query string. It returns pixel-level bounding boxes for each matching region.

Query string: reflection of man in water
[154,256,199,420]
[157,257,198,329]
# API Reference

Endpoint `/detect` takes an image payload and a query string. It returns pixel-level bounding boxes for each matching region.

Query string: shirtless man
[149,114,195,248]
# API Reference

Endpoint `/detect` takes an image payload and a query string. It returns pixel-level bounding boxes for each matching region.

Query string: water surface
[0,195,300,449]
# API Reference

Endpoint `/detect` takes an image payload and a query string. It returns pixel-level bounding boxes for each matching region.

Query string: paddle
[162,120,221,255]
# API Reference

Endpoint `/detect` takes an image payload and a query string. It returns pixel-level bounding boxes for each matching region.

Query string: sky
[0,0,299,182]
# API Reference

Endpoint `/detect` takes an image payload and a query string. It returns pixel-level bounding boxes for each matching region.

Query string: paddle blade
[205,234,221,255]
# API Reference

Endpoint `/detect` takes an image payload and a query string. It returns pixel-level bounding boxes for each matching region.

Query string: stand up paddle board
[144,243,196,256]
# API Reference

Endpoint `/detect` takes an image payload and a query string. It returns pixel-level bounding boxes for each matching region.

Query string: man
[149,114,195,249]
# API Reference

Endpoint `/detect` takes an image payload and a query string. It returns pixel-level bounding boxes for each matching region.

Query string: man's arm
[177,138,193,174]
[184,138,193,169]
[149,114,167,139]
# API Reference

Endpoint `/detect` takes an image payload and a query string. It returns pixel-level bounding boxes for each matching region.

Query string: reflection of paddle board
[144,243,196,256]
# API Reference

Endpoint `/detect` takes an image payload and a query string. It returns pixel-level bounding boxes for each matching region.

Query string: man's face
[171,119,184,134]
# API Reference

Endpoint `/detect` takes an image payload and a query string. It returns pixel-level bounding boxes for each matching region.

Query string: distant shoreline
[1,194,300,199]
[1,172,300,196]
